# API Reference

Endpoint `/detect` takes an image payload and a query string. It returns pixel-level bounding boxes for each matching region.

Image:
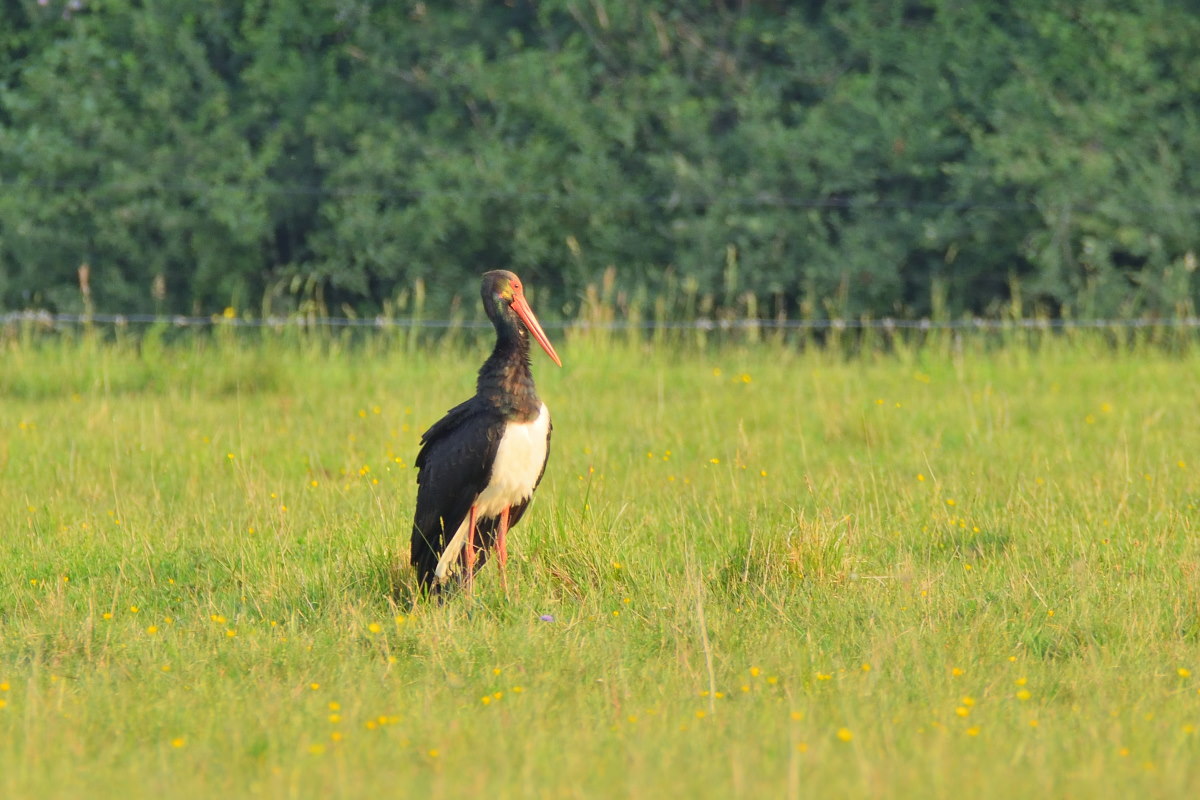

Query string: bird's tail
[411,522,443,594]
[433,516,471,583]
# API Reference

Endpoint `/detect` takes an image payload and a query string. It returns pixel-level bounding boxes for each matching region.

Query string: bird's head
[481,270,562,367]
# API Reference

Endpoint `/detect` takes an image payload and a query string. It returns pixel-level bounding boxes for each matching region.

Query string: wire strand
[4,312,1199,331]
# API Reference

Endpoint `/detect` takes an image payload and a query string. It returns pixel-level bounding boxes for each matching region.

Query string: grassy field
[1,329,1198,798]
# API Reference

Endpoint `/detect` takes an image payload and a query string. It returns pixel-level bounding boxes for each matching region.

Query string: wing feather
[410,399,503,590]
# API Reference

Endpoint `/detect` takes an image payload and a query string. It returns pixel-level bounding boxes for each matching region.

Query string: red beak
[510,292,563,367]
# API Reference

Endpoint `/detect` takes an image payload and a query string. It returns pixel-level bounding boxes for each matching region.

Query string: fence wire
[3,311,1200,332]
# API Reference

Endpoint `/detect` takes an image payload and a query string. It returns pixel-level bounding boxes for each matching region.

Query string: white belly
[433,403,550,581]
[475,403,550,517]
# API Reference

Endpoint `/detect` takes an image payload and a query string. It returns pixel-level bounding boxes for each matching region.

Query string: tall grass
[0,329,1197,798]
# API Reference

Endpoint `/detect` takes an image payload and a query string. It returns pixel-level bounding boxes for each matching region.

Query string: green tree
[2,1,1197,319]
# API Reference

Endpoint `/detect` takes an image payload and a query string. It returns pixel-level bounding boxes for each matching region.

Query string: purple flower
[538,614,555,622]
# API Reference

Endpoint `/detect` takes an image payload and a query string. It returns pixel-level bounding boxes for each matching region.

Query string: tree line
[2,0,1198,321]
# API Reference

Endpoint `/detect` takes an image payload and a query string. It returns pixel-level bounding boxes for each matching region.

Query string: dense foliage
[2,0,1198,319]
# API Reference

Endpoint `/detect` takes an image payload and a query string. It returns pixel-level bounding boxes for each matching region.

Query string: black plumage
[410,271,561,594]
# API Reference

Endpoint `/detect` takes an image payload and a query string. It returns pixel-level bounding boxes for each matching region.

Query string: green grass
[1,331,1198,798]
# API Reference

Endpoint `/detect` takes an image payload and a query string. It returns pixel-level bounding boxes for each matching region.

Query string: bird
[410,270,562,596]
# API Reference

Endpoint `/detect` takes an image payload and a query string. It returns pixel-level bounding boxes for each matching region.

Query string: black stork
[410,270,562,595]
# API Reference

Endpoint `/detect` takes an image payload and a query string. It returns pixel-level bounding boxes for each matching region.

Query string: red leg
[497,506,510,595]
[465,505,478,591]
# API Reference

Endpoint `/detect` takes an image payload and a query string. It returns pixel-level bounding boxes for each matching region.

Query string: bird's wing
[432,414,553,580]
[414,397,478,470]
[410,400,502,589]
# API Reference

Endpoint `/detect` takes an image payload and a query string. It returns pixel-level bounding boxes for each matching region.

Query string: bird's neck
[477,328,541,422]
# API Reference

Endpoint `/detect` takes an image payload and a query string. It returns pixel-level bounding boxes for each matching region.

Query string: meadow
[1,326,1197,798]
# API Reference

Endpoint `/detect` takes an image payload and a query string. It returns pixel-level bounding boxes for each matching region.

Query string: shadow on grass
[925,527,1013,561]
[716,517,854,603]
